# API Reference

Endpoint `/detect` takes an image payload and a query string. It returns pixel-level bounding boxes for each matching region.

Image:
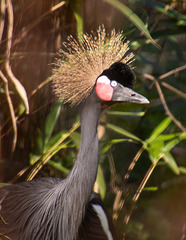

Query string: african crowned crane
[0,27,149,240]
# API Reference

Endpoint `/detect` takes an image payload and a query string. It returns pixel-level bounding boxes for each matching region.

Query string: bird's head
[95,61,149,106]
[52,26,149,106]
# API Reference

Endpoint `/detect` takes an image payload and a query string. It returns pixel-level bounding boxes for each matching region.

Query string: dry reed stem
[10,166,29,183]
[124,163,156,225]
[0,71,17,152]
[112,145,145,220]
[0,0,30,151]
[5,0,29,114]
[0,0,6,41]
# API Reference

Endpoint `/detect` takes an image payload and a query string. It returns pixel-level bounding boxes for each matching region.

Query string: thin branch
[159,64,186,80]
[161,81,186,99]
[113,189,123,221]
[29,76,52,98]
[145,64,186,90]
[144,73,186,132]
[0,71,17,152]
[10,166,29,183]
[154,78,186,132]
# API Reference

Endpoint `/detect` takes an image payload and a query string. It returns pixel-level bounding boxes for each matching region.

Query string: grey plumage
[0,91,101,240]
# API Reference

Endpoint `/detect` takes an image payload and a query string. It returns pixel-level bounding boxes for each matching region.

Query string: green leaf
[147,117,172,144]
[47,160,70,175]
[44,101,62,146]
[32,128,44,156]
[143,186,158,191]
[30,131,68,165]
[148,139,164,164]
[157,133,182,142]
[28,122,80,179]
[70,132,81,150]
[70,0,84,38]
[162,152,180,175]
[104,0,159,48]
[107,111,145,117]
[101,138,134,154]
[106,123,142,143]
[45,130,68,150]
[163,138,180,153]
[96,164,106,199]
[0,183,10,188]
[17,102,25,116]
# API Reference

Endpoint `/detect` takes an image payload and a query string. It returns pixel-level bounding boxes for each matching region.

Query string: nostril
[131,94,136,96]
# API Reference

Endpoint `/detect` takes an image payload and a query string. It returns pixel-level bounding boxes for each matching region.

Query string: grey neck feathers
[61,91,102,239]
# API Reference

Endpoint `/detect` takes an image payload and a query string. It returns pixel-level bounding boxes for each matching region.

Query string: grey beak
[112,84,149,104]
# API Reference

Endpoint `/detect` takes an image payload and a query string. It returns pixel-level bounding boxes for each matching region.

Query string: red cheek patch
[96,76,113,101]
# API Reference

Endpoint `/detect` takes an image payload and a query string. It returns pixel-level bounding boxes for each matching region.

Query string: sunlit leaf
[162,152,180,175]
[45,130,68,150]
[96,164,106,199]
[70,132,81,150]
[107,111,145,117]
[31,129,43,157]
[0,183,10,188]
[163,138,180,153]
[148,139,164,164]
[101,138,134,153]
[28,122,80,177]
[157,133,183,141]
[143,186,158,191]
[44,101,62,146]
[106,123,142,142]
[70,0,83,38]
[147,117,171,144]
[17,102,25,116]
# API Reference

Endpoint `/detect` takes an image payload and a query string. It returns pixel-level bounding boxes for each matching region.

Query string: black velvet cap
[101,62,136,89]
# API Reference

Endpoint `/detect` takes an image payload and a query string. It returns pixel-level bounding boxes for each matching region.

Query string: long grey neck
[68,91,101,195]
[62,91,102,239]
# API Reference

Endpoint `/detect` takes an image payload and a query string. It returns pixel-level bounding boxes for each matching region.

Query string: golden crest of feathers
[52,26,134,106]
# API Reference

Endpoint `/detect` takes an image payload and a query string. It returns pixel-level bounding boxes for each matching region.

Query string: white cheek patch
[97,75,111,85]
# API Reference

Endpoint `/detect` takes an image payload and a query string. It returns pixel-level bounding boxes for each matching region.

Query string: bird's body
[0,27,149,240]
[0,92,102,240]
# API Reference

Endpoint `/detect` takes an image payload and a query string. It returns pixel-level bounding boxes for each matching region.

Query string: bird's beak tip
[140,97,150,104]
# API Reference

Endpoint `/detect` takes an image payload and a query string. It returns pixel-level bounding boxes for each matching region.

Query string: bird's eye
[111,80,117,88]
